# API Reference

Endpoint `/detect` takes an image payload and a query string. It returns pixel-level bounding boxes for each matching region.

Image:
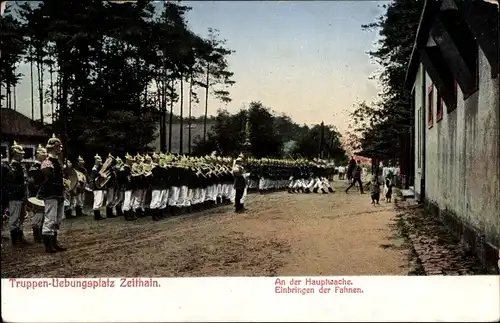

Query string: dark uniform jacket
[28,161,44,198]
[38,157,64,200]
[5,160,27,201]
[233,165,247,189]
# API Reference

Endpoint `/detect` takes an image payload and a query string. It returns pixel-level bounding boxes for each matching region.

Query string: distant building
[1,108,50,162]
[405,0,499,273]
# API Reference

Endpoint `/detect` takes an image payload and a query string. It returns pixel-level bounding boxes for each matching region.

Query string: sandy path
[1,181,409,277]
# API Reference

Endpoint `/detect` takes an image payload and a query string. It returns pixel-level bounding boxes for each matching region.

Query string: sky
[3,0,388,134]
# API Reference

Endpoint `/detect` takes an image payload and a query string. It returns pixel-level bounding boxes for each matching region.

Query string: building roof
[0,108,50,138]
[404,0,441,89]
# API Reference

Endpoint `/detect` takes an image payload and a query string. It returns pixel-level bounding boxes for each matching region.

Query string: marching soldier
[73,156,87,217]
[38,134,67,253]
[89,154,105,220]
[120,153,136,221]
[149,153,165,221]
[232,155,247,213]
[110,156,125,218]
[6,141,30,246]
[27,144,47,243]
[131,154,147,218]
[104,154,118,219]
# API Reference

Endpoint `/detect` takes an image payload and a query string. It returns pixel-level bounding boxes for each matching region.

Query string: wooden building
[405,0,499,273]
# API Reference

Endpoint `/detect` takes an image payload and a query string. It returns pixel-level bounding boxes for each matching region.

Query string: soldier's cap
[11,141,24,155]
[77,155,84,163]
[94,154,102,162]
[125,153,134,161]
[46,134,63,149]
[36,144,47,155]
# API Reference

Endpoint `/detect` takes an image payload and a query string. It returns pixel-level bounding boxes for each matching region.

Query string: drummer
[27,144,47,243]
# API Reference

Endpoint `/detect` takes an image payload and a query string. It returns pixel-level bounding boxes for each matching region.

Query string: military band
[1,138,337,252]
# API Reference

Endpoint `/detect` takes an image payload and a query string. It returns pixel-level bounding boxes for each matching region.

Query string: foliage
[1,0,235,163]
[193,101,347,161]
[350,0,423,158]
[0,6,26,106]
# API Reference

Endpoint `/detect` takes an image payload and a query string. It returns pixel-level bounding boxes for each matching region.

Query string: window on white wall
[22,144,35,162]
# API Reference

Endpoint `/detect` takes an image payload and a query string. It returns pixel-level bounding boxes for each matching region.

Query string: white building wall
[413,46,500,246]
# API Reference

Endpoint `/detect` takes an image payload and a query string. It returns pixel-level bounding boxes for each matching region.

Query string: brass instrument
[131,162,144,177]
[95,155,115,189]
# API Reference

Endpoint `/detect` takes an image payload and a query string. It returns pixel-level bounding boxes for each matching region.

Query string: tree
[292,123,347,163]
[11,0,234,164]
[352,1,423,158]
[200,28,235,141]
[0,7,26,109]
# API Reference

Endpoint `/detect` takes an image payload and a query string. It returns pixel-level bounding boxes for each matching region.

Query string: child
[371,170,383,205]
[385,178,393,202]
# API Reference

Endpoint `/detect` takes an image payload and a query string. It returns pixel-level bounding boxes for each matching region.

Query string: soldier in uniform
[131,154,147,218]
[110,157,125,218]
[89,154,106,220]
[38,134,67,253]
[73,156,87,217]
[149,153,165,221]
[120,153,136,221]
[232,156,247,213]
[104,154,118,219]
[27,144,47,243]
[5,141,30,246]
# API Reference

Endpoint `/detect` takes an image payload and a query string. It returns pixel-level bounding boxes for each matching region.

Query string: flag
[1,1,8,16]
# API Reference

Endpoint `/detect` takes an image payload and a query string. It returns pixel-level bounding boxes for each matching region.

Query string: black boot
[42,235,57,253]
[128,211,137,221]
[116,207,123,218]
[313,187,318,193]
[94,210,105,220]
[106,207,116,218]
[17,230,31,245]
[32,227,42,243]
[75,206,83,217]
[152,209,159,221]
[64,208,74,219]
[10,230,18,246]
[322,188,328,194]
[328,187,334,193]
[52,232,67,251]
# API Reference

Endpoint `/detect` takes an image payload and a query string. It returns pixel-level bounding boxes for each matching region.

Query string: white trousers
[131,189,146,211]
[8,200,25,231]
[42,199,64,236]
[93,190,105,210]
[122,190,133,212]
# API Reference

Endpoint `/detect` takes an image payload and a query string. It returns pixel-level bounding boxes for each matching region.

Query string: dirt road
[1,182,410,277]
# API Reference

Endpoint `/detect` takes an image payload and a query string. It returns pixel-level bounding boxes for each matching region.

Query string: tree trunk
[203,64,210,141]
[179,75,184,155]
[50,64,54,123]
[36,58,44,124]
[30,56,34,119]
[188,72,193,155]
[13,84,16,110]
[168,79,174,153]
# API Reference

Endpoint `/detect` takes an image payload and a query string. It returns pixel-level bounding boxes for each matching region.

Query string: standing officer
[38,134,67,253]
[6,141,30,246]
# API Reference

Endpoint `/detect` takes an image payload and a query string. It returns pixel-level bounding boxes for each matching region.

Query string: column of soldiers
[64,153,337,222]
[1,142,337,250]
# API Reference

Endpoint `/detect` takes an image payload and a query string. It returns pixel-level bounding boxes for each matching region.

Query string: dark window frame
[428,84,434,128]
